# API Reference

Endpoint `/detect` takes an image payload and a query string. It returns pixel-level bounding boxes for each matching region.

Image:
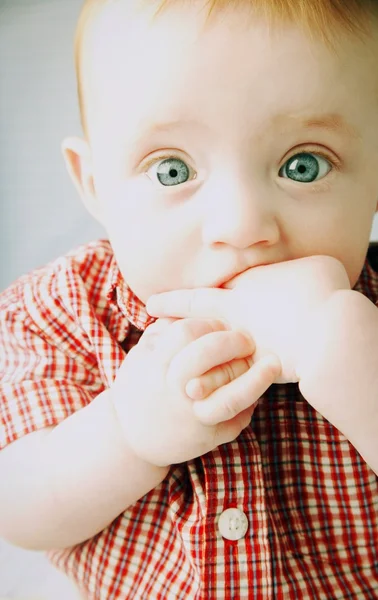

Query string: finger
[137,318,179,350]
[146,288,231,320]
[144,317,179,335]
[212,403,259,448]
[155,318,230,364]
[193,354,282,425]
[167,330,254,391]
[185,355,254,400]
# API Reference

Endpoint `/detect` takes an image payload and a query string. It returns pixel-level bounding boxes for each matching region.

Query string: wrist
[294,288,347,380]
[107,387,171,476]
[295,290,378,448]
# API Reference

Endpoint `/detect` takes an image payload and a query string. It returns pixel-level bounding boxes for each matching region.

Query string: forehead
[82,2,378,149]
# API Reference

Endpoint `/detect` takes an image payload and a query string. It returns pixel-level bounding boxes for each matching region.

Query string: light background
[1,1,100,597]
[0,0,104,294]
[1,1,378,599]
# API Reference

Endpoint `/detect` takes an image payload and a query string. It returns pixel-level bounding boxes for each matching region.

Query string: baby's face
[80,2,378,302]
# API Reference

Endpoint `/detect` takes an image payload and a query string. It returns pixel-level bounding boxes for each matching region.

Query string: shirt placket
[200,429,273,600]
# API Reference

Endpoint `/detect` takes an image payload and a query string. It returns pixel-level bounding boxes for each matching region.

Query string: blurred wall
[0,0,104,292]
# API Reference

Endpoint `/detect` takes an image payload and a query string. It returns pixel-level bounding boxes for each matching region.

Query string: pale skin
[146,256,378,475]
[1,0,378,551]
[111,316,280,467]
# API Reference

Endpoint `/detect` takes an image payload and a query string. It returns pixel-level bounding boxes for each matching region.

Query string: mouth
[211,264,269,288]
[210,272,243,288]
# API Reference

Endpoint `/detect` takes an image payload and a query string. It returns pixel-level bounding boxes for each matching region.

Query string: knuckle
[244,356,254,369]
[139,332,159,352]
[222,362,234,385]
[236,357,252,376]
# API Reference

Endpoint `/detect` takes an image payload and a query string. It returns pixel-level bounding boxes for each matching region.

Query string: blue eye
[279,152,332,183]
[148,158,191,187]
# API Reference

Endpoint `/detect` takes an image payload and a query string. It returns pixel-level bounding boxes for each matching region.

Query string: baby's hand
[146,256,351,384]
[110,318,280,467]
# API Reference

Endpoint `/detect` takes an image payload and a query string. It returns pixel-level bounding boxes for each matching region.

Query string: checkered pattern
[1,239,378,599]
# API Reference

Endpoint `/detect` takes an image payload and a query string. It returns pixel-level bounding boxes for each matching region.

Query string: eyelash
[142,148,342,186]
[143,154,192,173]
[286,148,342,172]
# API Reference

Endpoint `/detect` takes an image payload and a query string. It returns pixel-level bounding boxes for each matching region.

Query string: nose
[201,175,280,249]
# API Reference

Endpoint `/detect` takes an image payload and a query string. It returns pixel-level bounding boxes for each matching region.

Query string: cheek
[286,207,370,286]
[328,234,371,288]
[108,207,200,294]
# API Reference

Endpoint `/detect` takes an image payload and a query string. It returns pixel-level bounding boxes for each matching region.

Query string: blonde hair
[74,0,377,138]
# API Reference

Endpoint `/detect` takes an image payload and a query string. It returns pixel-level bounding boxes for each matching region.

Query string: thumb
[146,287,231,320]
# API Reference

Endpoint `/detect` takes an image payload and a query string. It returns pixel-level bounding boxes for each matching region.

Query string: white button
[218,508,249,541]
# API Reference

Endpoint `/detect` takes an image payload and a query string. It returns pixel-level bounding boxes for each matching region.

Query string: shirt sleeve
[0,272,105,449]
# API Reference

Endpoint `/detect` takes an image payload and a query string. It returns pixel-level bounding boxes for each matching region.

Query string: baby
[1,0,378,598]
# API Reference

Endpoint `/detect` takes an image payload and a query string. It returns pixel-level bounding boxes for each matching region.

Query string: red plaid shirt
[1,239,378,599]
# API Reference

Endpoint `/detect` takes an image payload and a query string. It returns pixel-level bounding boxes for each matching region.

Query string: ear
[61,136,103,224]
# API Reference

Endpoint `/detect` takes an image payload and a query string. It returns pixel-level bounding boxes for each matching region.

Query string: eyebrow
[131,112,360,150]
[285,113,361,140]
[138,119,201,136]
[128,119,201,148]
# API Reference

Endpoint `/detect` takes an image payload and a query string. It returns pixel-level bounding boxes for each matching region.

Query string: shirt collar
[105,254,156,331]
[354,250,378,305]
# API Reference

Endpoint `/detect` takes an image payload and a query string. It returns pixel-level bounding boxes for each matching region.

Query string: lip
[210,271,244,288]
[211,264,269,288]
